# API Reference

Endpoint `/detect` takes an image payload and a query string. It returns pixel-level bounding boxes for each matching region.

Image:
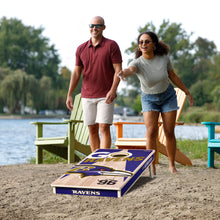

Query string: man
[66,16,122,152]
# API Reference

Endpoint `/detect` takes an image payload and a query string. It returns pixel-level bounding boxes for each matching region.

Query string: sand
[0,158,219,220]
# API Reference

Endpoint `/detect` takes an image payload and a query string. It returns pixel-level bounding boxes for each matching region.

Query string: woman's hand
[117,70,126,81]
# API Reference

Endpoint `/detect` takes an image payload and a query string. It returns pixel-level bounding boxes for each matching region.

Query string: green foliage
[38,76,55,110]
[208,53,220,82]
[132,94,142,113]
[211,85,220,110]
[190,80,213,106]
[0,69,38,113]
[176,139,209,160]
[0,17,60,84]
[174,52,195,88]
[29,151,67,164]
[193,37,217,60]
[157,20,193,61]
[0,17,83,114]
[179,107,220,123]
[115,95,126,107]
[176,139,220,168]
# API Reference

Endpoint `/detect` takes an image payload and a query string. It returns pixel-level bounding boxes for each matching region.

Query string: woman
[118,31,194,174]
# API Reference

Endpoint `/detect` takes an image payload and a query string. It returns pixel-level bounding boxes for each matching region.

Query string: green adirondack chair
[31,93,91,164]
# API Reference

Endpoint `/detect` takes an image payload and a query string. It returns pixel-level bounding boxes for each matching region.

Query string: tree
[190,80,213,106]
[0,17,60,85]
[157,20,193,62]
[54,66,83,110]
[38,76,55,111]
[207,53,220,83]
[0,69,37,113]
[211,85,220,110]
[0,67,11,81]
[192,37,217,82]
[26,74,40,111]
[174,52,196,88]
[193,37,217,61]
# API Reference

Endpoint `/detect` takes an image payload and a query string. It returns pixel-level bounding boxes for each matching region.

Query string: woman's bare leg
[143,111,160,175]
[161,110,179,174]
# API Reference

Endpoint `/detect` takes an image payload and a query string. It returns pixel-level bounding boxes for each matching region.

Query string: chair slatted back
[70,94,89,145]
[175,88,187,121]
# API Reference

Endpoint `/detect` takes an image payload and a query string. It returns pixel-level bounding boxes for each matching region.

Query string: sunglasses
[138,40,152,45]
[89,24,104,29]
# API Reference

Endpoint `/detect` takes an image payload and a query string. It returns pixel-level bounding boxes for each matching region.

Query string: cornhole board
[51,149,155,198]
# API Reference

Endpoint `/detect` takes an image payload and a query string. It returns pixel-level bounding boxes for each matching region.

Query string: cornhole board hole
[51,149,155,198]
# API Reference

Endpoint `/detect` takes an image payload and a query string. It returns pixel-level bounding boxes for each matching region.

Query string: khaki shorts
[82,97,115,126]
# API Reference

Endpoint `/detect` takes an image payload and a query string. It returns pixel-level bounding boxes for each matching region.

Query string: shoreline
[0,114,67,119]
[0,114,202,125]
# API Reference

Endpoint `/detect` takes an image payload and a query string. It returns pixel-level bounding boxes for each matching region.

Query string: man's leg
[96,98,114,149]
[99,123,111,149]
[82,98,100,152]
[88,124,100,152]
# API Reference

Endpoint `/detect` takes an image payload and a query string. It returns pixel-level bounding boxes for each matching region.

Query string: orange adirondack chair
[113,88,192,166]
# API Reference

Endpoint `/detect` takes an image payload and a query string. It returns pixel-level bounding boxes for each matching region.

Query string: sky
[1,0,220,72]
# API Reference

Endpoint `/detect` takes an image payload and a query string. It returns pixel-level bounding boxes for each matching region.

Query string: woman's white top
[129,55,173,94]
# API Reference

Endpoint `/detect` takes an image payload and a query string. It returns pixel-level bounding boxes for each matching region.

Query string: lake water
[0,118,219,166]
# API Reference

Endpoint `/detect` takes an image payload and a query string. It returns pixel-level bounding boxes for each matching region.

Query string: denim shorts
[141,84,179,113]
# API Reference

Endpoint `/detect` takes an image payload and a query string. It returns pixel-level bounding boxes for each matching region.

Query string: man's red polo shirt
[75,37,122,98]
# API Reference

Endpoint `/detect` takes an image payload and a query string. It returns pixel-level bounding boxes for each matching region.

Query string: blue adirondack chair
[31,93,91,164]
[201,122,220,168]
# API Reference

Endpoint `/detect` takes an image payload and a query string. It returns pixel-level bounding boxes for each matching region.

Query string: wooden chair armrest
[176,121,184,125]
[113,121,145,125]
[201,122,220,126]
[30,121,68,125]
[113,120,184,140]
[31,121,68,139]
[113,121,184,125]
[201,121,220,140]
[64,119,83,123]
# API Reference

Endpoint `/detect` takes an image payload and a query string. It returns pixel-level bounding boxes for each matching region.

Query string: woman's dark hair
[135,31,170,58]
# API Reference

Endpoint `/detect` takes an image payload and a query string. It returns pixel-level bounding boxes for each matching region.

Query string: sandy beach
[0,158,219,220]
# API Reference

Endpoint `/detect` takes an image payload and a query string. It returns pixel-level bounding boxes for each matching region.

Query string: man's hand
[105,91,117,104]
[66,96,73,111]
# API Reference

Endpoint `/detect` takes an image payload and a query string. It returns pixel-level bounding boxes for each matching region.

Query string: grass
[29,139,220,166]
[177,139,210,160]
[177,138,220,168]
[29,151,67,164]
